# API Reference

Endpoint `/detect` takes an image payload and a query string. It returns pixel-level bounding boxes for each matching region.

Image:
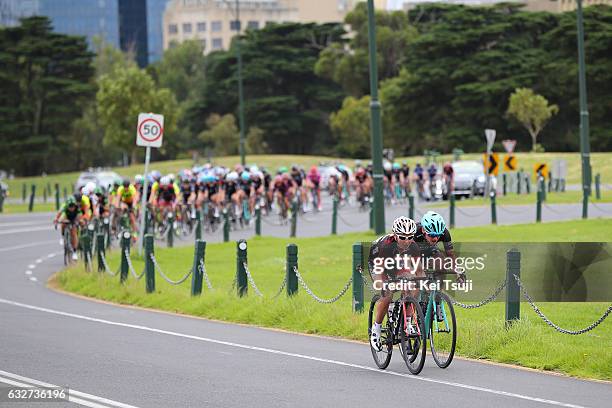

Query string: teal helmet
[392,162,400,170]
[421,211,446,236]
[66,196,77,206]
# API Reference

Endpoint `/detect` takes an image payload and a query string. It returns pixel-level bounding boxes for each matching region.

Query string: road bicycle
[56,220,79,266]
[368,271,458,374]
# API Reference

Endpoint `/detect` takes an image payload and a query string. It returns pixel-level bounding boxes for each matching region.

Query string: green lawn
[1,202,57,214]
[55,218,612,380]
[428,190,612,208]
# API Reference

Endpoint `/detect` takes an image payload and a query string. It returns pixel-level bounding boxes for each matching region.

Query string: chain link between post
[293,266,352,304]
[150,253,192,285]
[447,280,507,309]
[242,262,264,297]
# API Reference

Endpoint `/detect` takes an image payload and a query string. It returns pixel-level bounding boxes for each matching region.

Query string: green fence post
[167,212,174,248]
[490,190,497,225]
[120,231,131,283]
[561,178,566,192]
[81,233,91,270]
[595,173,601,200]
[54,183,60,211]
[144,234,155,293]
[502,174,507,196]
[195,209,202,241]
[449,194,455,229]
[103,216,111,249]
[63,186,67,201]
[505,248,521,327]
[236,240,248,297]
[352,243,364,313]
[517,171,522,194]
[223,209,229,242]
[540,175,546,202]
[408,193,414,219]
[525,174,531,194]
[331,196,338,235]
[290,200,298,238]
[96,233,105,273]
[255,205,261,236]
[536,181,542,223]
[28,185,36,212]
[191,240,206,296]
[22,183,26,203]
[43,185,47,204]
[0,187,4,213]
[286,244,298,296]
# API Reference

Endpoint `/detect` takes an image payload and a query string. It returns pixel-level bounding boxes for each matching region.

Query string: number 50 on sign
[136,113,164,148]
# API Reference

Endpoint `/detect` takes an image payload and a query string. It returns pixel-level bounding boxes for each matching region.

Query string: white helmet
[383,161,392,172]
[392,216,417,237]
[160,176,171,185]
[83,182,96,196]
[227,171,239,182]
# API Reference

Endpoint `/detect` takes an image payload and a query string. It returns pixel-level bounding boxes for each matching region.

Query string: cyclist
[290,166,308,212]
[442,162,454,196]
[74,192,92,223]
[53,196,83,261]
[368,216,422,351]
[93,187,109,218]
[115,178,138,233]
[354,167,372,205]
[151,176,179,221]
[306,166,322,211]
[400,162,411,194]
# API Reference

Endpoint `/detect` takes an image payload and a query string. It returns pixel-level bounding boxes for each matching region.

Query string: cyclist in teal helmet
[414,211,464,283]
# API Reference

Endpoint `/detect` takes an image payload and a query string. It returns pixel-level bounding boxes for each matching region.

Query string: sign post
[136,112,164,253]
[484,129,496,197]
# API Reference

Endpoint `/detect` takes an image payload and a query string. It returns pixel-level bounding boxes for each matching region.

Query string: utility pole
[366,0,385,234]
[576,0,591,219]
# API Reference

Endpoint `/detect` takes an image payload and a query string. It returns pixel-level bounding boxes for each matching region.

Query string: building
[0,0,172,66]
[162,0,364,53]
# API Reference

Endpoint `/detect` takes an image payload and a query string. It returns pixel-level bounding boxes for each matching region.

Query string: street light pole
[576,0,591,219]
[366,0,385,234]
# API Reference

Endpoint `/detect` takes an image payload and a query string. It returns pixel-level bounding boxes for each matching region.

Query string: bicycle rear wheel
[368,295,393,369]
[429,292,457,369]
[399,295,426,375]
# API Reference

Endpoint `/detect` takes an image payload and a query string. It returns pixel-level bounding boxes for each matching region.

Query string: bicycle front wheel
[429,292,457,368]
[399,295,426,375]
[368,295,393,369]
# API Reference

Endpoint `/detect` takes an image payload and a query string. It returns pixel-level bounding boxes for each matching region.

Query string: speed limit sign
[136,112,164,148]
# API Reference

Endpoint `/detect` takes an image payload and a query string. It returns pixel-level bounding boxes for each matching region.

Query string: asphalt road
[0,206,611,408]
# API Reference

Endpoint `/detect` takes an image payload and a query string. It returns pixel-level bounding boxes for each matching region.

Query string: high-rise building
[0,0,172,66]
[162,0,362,54]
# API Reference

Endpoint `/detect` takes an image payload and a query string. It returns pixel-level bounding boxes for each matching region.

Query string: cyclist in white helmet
[368,216,423,351]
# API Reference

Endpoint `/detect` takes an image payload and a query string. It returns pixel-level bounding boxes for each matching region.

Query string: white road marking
[0,298,587,408]
[0,226,53,236]
[47,253,56,258]
[0,370,141,408]
[25,271,32,275]
[35,259,43,264]
[28,264,36,269]
[0,221,45,228]
[28,277,37,282]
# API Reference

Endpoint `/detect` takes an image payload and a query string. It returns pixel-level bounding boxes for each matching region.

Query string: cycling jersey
[355,173,368,184]
[157,184,178,202]
[117,185,137,204]
[225,181,238,197]
[180,183,193,203]
[413,222,453,257]
[401,165,410,178]
[414,166,424,180]
[241,179,252,197]
[60,204,81,221]
[308,172,320,186]
[368,234,421,278]
[392,168,401,182]
[291,171,303,187]
[443,164,454,177]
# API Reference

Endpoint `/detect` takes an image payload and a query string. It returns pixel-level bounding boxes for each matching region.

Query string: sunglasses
[396,234,413,241]
[425,233,442,239]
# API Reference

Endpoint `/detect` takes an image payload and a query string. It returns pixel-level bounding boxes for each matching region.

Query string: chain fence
[513,274,611,335]
[150,254,193,285]
[293,266,352,304]
[99,251,119,277]
[447,280,507,309]
[125,249,145,280]
[543,203,570,215]
[498,205,530,215]
[242,262,264,297]
[337,213,365,228]
[272,275,287,299]
[85,251,93,273]
[200,259,213,290]
[455,206,488,217]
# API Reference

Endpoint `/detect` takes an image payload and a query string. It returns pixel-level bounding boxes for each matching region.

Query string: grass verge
[428,190,612,208]
[54,220,612,380]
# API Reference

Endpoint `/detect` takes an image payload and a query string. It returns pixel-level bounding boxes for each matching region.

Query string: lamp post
[366,0,385,234]
[224,0,246,165]
[576,0,591,219]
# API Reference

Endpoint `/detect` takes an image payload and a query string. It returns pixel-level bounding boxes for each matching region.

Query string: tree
[188,23,346,155]
[507,88,558,152]
[0,16,95,175]
[199,113,239,156]
[96,66,179,163]
[329,96,372,157]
